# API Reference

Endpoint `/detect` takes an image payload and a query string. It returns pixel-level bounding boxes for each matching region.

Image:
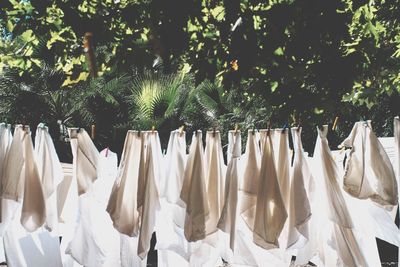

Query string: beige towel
[218,130,241,251]
[35,124,63,231]
[180,131,209,242]
[340,121,398,208]
[286,127,312,248]
[69,128,99,195]
[107,131,144,236]
[253,131,287,249]
[239,130,261,227]
[17,126,46,232]
[137,131,162,259]
[204,130,226,235]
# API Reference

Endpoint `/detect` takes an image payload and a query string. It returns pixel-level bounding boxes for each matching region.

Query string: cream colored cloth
[239,130,261,230]
[107,130,144,237]
[265,129,291,209]
[35,124,63,232]
[2,125,46,232]
[69,128,99,195]
[0,123,12,178]
[253,131,287,249]
[137,131,162,259]
[204,130,226,235]
[180,131,209,242]
[162,130,187,205]
[218,130,241,251]
[286,127,311,249]
[314,125,367,267]
[340,121,398,208]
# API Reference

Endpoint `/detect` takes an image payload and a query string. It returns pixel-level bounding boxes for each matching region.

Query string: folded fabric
[69,128,99,195]
[340,121,398,208]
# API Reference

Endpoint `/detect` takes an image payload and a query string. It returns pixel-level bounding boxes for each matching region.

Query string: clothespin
[91,124,96,139]
[332,116,339,131]
[297,118,301,132]
[105,147,109,157]
[194,130,197,136]
[234,123,239,134]
[252,125,255,135]
[137,130,141,137]
[179,125,185,137]
[151,125,155,133]
[213,126,216,137]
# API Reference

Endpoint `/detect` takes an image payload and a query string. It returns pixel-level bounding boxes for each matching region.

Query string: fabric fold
[70,128,99,195]
[340,120,398,208]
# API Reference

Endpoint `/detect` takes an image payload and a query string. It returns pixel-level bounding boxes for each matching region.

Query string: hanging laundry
[137,131,162,259]
[239,130,261,231]
[312,125,367,267]
[66,148,120,267]
[180,130,209,242]
[164,129,187,229]
[395,116,400,200]
[253,130,287,249]
[0,123,12,177]
[70,128,99,195]
[269,129,291,209]
[218,130,241,251]
[340,120,398,208]
[1,125,46,232]
[0,123,14,263]
[156,130,191,265]
[107,130,144,237]
[34,123,63,232]
[204,130,226,235]
[286,127,312,249]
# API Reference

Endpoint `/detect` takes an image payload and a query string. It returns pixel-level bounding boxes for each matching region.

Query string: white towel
[66,149,120,267]
[180,131,209,242]
[313,125,367,267]
[340,120,398,208]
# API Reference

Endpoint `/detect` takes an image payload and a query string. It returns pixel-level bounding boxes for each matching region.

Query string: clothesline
[0,117,399,267]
